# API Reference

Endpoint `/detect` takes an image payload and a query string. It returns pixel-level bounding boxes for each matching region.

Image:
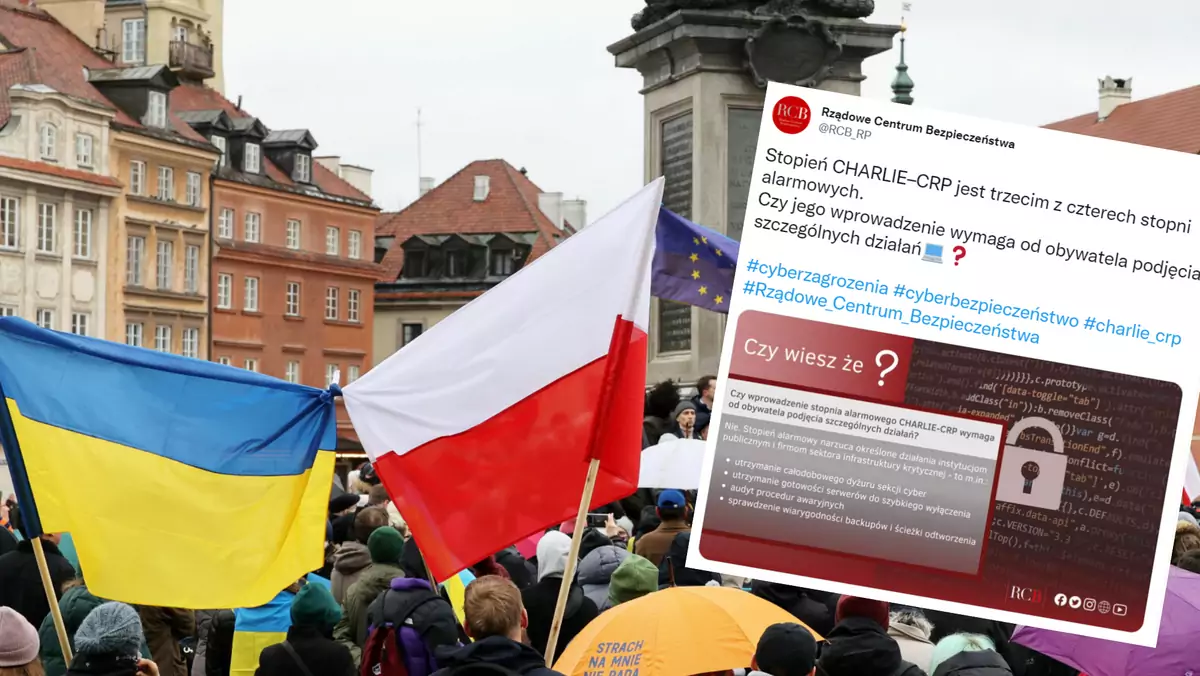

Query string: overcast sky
[224,0,1200,220]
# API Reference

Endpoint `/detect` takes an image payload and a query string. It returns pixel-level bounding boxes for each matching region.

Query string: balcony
[169,41,214,80]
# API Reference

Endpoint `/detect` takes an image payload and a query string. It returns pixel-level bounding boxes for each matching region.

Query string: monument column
[608,2,899,386]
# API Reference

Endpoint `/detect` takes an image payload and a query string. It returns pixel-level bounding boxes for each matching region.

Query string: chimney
[339,164,373,199]
[1098,76,1132,122]
[562,199,587,230]
[419,176,435,197]
[538,192,564,229]
[473,175,490,202]
[315,156,341,174]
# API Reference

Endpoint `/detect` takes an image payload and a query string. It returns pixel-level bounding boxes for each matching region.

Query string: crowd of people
[0,377,1196,675]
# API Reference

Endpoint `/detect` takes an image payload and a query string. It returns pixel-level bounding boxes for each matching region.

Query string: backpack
[360,587,446,676]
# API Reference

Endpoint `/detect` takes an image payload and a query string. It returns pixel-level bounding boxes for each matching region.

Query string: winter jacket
[0,538,77,627]
[751,581,835,636]
[333,561,405,661]
[817,617,927,676]
[432,635,564,676]
[202,610,235,676]
[633,520,688,567]
[363,577,462,670]
[933,650,1014,676]
[922,610,1027,676]
[522,532,598,659]
[0,526,16,556]
[330,542,372,604]
[39,585,151,676]
[138,606,195,676]
[495,547,536,590]
[658,532,720,588]
[65,654,143,676]
[254,624,355,676]
[888,621,936,672]
[578,546,630,611]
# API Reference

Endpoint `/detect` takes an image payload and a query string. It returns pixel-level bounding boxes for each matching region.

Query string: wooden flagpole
[32,537,72,663]
[542,458,602,666]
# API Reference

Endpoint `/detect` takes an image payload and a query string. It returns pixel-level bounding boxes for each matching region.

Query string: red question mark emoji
[953,246,966,266]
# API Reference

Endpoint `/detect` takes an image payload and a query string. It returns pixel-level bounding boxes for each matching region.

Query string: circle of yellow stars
[690,235,724,306]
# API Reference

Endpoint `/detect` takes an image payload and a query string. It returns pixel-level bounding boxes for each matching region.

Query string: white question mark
[875,350,899,386]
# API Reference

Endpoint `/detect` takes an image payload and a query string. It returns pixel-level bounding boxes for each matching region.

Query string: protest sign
[687,82,1200,647]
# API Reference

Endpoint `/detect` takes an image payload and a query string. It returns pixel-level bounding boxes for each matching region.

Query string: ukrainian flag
[0,318,338,609]
[230,573,330,676]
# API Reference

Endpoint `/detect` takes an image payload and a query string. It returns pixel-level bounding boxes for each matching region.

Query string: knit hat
[75,602,144,657]
[755,622,818,676]
[0,606,39,667]
[835,596,889,630]
[672,401,697,419]
[368,526,405,564]
[291,582,342,630]
[608,554,659,605]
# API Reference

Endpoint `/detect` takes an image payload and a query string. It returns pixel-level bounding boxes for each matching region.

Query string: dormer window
[211,135,226,167]
[473,175,490,201]
[39,123,57,161]
[244,143,261,173]
[404,250,427,278]
[146,91,168,128]
[446,250,467,277]
[490,248,515,276]
[294,154,311,183]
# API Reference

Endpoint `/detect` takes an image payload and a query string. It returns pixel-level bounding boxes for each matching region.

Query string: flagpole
[32,537,72,662]
[544,181,662,667]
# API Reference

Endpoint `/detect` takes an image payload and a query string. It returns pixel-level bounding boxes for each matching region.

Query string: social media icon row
[1052,593,1126,616]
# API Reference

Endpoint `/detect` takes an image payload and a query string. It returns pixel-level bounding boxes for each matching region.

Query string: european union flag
[651,208,739,314]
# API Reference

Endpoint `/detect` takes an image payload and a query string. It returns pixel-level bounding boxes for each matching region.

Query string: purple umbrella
[1012,567,1200,676]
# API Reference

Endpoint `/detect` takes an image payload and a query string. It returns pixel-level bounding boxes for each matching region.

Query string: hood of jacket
[537,530,572,581]
[660,531,719,587]
[333,542,372,574]
[434,635,550,674]
[818,617,905,676]
[933,650,1013,676]
[578,546,630,587]
[751,581,835,635]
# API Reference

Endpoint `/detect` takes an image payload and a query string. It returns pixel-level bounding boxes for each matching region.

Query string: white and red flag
[343,179,664,581]
[1185,451,1200,505]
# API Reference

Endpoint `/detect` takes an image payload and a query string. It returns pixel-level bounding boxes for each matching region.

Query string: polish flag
[1184,451,1200,505]
[343,179,664,581]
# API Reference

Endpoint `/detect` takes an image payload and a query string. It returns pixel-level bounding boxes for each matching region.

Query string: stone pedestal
[608,7,898,386]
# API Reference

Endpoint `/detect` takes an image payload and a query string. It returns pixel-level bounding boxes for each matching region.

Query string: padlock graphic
[995,417,1068,510]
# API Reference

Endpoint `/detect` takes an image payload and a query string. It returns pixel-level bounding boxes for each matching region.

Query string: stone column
[608,4,899,385]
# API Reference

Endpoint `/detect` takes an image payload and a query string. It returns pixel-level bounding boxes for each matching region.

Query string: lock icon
[995,417,1068,510]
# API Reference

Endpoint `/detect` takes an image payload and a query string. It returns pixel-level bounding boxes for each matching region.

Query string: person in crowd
[0,497,16,558]
[0,533,77,628]
[921,609,1026,676]
[331,507,389,604]
[327,494,361,547]
[816,596,926,676]
[254,582,353,676]
[889,608,937,671]
[493,547,536,590]
[750,583,835,637]
[634,490,690,567]
[695,417,711,441]
[633,505,661,543]
[660,401,698,441]
[188,609,231,676]
[1177,548,1200,574]
[928,633,1012,676]
[332,486,391,548]
[135,608,193,676]
[360,576,461,674]
[1172,519,1200,564]
[521,531,597,659]
[736,622,817,676]
[333,527,407,662]
[469,556,511,581]
[0,605,44,676]
[642,381,681,450]
[431,576,562,676]
[692,375,716,430]
[658,532,719,588]
[66,602,159,676]
[1181,511,1199,528]
[606,554,657,609]
[39,579,150,676]
[578,545,629,612]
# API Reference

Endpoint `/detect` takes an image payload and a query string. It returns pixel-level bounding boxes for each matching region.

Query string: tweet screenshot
[687,82,1200,647]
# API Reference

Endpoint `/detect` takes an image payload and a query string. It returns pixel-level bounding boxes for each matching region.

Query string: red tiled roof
[0,154,122,187]
[375,159,571,282]
[171,82,373,203]
[1043,85,1200,153]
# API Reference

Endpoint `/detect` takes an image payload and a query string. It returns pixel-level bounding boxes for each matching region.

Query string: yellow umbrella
[553,586,823,676]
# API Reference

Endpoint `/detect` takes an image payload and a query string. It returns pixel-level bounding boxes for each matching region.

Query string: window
[154,325,172,352]
[216,273,231,308]
[184,245,199,293]
[70,312,89,336]
[243,276,259,311]
[0,305,14,317]
[244,212,260,243]
[325,363,338,386]
[285,282,301,316]
[125,322,143,347]
[156,240,173,289]
[122,18,145,64]
[348,365,361,383]
[325,226,339,256]
[446,250,466,277]
[126,235,145,285]
[244,358,258,373]
[473,175,490,201]
[75,134,93,167]
[39,124,56,160]
[186,172,202,207]
[211,135,227,167]
[401,323,423,346]
[146,91,168,129]
[130,160,146,195]
[490,249,514,276]
[286,220,301,250]
[35,308,54,330]
[324,287,338,320]
[244,143,260,173]
[294,154,311,183]
[403,250,426,278]
[70,208,92,259]
[0,197,17,249]
[156,166,174,201]
[217,208,233,239]
[347,289,361,323]
[173,24,188,43]
[217,356,231,366]
[36,203,56,254]
[181,328,199,358]
[348,230,362,259]
[285,361,300,384]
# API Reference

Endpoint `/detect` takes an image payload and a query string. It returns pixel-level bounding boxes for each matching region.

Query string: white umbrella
[639,438,707,489]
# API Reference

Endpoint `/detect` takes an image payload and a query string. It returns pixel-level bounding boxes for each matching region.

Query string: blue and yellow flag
[230,573,330,676]
[0,318,338,609]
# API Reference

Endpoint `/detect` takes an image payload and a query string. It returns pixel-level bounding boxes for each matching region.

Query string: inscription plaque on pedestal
[727,107,762,242]
[659,112,694,354]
